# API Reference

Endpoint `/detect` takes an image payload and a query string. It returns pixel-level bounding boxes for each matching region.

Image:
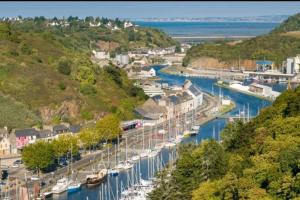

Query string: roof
[256,60,273,65]
[15,128,39,137]
[168,95,181,105]
[53,125,69,133]
[151,95,163,103]
[135,98,166,120]
[38,130,52,138]
[189,85,201,96]
[69,125,81,133]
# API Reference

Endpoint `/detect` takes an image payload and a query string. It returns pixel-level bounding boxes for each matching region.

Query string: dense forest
[0,16,177,129]
[149,85,300,199]
[183,12,300,68]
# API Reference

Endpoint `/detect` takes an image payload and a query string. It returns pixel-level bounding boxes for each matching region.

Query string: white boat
[191,125,200,131]
[52,178,69,194]
[140,149,151,158]
[120,161,134,170]
[148,149,159,158]
[164,140,176,148]
[131,155,141,162]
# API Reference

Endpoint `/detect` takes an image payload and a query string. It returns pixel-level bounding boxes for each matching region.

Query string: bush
[80,110,94,120]
[20,42,32,55]
[58,82,66,90]
[79,84,97,95]
[57,59,72,75]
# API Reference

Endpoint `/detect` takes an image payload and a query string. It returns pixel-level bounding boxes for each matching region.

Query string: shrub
[57,59,72,75]
[58,82,66,90]
[20,42,32,55]
[79,84,97,95]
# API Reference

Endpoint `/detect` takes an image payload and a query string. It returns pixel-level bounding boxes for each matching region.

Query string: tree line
[149,85,300,200]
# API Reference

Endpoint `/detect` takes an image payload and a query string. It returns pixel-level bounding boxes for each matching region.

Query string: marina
[33,65,278,200]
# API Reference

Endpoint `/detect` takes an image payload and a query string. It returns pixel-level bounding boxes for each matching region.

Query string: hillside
[183,12,300,69]
[149,86,300,200]
[0,17,176,129]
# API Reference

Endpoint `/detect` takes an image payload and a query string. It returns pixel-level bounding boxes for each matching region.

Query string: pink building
[15,128,39,149]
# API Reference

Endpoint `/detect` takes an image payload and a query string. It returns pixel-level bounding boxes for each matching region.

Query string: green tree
[95,114,121,141]
[78,127,98,151]
[74,66,96,84]
[52,134,79,160]
[22,141,55,173]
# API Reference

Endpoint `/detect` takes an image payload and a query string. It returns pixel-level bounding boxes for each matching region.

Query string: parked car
[12,160,23,168]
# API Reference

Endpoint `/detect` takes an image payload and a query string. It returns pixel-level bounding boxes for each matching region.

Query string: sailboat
[67,146,81,193]
[52,177,69,194]
[118,137,134,170]
[190,109,200,136]
[140,123,152,158]
[108,144,120,176]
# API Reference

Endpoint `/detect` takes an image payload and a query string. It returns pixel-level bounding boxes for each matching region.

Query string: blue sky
[1,1,300,19]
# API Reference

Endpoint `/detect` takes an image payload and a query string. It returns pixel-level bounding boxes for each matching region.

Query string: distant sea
[135,21,279,39]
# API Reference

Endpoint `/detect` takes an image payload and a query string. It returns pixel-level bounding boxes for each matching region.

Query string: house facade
[15,128,39,149]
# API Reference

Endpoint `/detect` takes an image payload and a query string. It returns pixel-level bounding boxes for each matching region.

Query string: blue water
[58,65,289,200]
[135,21,279,37]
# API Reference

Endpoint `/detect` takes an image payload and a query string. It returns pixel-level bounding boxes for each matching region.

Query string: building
[53,124,69,135]
[249,83,273,96]
[124,21,133,28]
[183,80,203,108]
[115,54,129,65]
[0,128,11,156]
[256,60,274,72]
[89,21,101,27]
[92,50,110,60]
[286,56,300,74]
[15,128,39,149]
[135,98,167,122]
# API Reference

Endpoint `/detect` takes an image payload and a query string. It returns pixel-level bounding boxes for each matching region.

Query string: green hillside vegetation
[149,86,300,200]
[183,12,300,68]
[0,17,174,128]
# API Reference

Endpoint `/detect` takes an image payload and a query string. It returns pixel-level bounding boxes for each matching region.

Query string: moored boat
[52,178,69,194]
[67,180,81,193]
[86,169,108,186]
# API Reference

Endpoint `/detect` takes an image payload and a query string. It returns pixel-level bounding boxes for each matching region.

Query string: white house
[286,55,300,74]
[124,21,133,28]
[92,50,110,60]
[183,80,203,109]
[115,54,129,65]
[89,21,101,27]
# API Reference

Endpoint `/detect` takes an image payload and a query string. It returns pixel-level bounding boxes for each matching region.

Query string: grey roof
[70,125,81,133]
[189,85,201,96]
[135,98,166,120]
[151,95,163,103]
[53,125,69,133]
[38,130,52,138]
[15,128,39,137]
[168,95,181,105]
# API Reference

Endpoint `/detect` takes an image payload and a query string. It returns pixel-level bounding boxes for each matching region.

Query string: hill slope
[0,17,176,128]
[149,86,300,200]
[183,12,300,69]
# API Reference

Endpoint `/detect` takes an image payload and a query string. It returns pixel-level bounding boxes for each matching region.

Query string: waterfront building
[256,60,274,72]
[183,80,204,108]
[0,127,17,156]
[249,83,272,96]
[135,98,167,123]
[15,128,39,149]
[286,55,300,74]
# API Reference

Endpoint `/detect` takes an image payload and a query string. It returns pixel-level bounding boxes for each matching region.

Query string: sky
[1,1,300,19]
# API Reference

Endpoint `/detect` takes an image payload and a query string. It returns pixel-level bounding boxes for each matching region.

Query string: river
[56,65,286,200]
